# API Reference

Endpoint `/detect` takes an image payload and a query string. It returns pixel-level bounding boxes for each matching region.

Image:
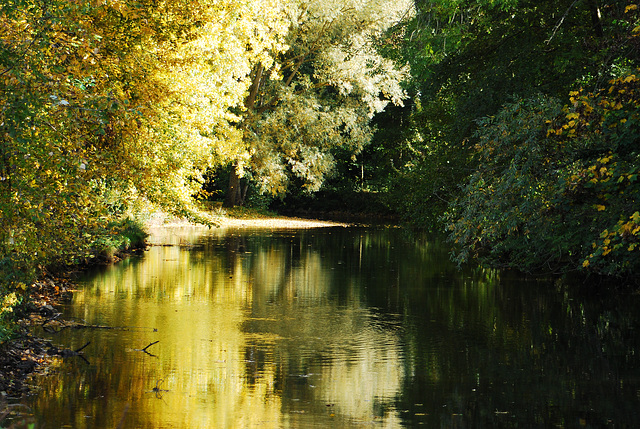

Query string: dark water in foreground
[25,225,640,428]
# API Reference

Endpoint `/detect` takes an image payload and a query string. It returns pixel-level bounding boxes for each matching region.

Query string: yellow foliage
[1,293,18,315]
[0,0,294,274]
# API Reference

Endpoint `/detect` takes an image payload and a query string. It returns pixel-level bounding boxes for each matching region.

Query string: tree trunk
[223,65,264,209]
[240,182,249,206]
[223,163,242,208]
[586,0,603,38]
[224,63,273,208]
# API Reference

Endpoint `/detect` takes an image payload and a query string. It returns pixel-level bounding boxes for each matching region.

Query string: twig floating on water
[134,340,159,356]
[142,341,159,352]
[74,341,91,353]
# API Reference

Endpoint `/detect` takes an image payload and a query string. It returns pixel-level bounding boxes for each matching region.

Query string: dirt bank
[221,217,349,228]
[1,276,75,400]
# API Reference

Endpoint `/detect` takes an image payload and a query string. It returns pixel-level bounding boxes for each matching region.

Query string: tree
[445,68,640,279]
[385,0,640,228]
[223,0,412,207]
[434,1,640,278]
[0,0,287,291]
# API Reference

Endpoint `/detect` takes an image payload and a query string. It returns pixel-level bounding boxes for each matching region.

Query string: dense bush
[446,71,640,279]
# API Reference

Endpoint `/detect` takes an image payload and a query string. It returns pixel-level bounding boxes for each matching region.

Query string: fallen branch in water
[42,318,157,334]
[42,318,128,334]
[75,342,91,353]
[48,341,91,364]
[73,324,121,330]
[152,378,168,393]
[142,341,159,352]
[150,379,169,399]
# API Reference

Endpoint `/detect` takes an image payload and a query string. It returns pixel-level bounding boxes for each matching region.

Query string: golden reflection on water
[40,225,405,428]
[27,225,640,428]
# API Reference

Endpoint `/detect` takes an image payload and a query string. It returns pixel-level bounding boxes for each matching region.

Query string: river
[25,224,640,427]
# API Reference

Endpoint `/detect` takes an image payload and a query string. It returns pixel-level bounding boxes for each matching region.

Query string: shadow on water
[25,225,640,428]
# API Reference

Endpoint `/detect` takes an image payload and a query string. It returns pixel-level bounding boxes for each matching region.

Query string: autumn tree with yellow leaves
[0,0,411,311]
[0,0,290,299]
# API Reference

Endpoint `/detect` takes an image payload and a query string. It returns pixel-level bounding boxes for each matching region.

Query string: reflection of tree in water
[396,274,640,428]
[232,228,412,424]
[243,344,270,386]
[28,226,640,428]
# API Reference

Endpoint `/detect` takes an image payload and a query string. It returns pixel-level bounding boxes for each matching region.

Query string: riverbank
[0,275,76,400]
[146,211,351,229]
[0,212,350,404]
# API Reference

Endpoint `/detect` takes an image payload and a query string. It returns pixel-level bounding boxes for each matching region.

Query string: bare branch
[546,0,579,45]
[141,340,159,352]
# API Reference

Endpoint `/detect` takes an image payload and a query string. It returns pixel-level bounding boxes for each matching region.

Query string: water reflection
[27,225,640,428]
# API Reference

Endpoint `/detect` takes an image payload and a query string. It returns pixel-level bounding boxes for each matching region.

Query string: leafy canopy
[224,0,412,205]
[0,0,291,291]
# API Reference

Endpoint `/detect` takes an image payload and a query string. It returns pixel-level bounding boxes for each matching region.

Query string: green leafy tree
[386,0,640,228]
[223,0,412,207]
[446,67,640,279]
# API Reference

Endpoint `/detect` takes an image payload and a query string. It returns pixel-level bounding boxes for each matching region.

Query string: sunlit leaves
[234,0,411,197]
[0,0,412,295]
[0,0,288,290]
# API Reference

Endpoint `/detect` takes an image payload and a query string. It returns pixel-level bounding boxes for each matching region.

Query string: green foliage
[445,95,572,271]
[89,218,148,263]
[222,0,411,206]
[446,70,640,278]
[383,0,640,230]
[561,72,640,276]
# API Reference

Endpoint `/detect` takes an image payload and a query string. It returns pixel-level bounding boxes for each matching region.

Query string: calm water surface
[27,225,640,428]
